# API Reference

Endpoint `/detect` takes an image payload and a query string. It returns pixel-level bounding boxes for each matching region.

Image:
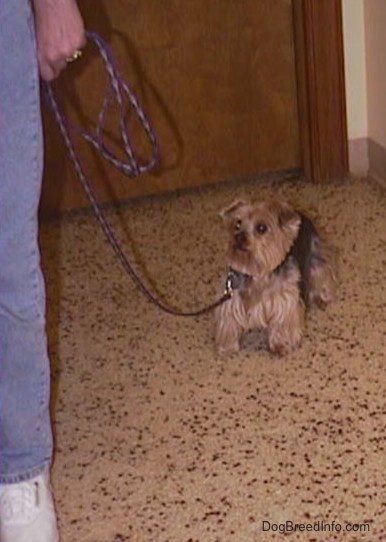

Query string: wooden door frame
[293,0,348,181]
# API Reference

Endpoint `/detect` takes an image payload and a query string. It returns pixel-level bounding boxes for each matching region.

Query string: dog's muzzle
[234,231,249,252]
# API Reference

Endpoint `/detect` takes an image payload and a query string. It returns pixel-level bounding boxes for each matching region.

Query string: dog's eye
[235,219,242,231]
[255,222,268,235]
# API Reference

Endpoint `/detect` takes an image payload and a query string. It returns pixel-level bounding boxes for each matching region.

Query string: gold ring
[66,50,82,63]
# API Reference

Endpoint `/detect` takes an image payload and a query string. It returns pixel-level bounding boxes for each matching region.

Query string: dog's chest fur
[231,261,302,330]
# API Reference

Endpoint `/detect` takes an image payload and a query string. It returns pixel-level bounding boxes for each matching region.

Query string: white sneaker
[0,473,59,542]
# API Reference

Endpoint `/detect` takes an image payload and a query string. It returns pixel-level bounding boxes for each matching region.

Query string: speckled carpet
[40,176,386,542]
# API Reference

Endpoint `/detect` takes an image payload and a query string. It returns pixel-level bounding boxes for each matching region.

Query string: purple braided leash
[44,31,231,317]
[47,31,160,177]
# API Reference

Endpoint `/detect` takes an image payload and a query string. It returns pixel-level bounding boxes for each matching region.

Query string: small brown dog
[214,199,337,356]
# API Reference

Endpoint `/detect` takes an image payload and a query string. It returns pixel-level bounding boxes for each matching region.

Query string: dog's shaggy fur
[214,199,338,356]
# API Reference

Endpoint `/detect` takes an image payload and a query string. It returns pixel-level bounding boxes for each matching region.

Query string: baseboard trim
[348,137,369,177]
[348,137,386,188]
[368,169,386,189]
[367,138,386,187]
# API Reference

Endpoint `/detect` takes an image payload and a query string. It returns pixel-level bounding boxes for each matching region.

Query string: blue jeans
[0,0,53,483]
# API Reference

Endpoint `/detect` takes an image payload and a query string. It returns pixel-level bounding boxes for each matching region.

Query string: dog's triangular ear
[219,199,248,222]
[277,203,301,236]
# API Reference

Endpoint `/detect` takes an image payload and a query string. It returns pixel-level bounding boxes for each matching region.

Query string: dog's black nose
[234,231,248,250]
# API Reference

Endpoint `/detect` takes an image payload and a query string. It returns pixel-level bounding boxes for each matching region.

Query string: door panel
[41,0,300,214]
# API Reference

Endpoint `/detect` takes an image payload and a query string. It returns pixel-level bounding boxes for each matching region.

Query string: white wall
[364,0,386,148]
[342,0,367,141]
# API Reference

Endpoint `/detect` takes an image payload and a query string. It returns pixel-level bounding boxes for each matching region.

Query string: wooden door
[40,0,300,215]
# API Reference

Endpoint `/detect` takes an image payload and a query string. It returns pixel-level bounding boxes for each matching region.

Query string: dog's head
[219,199,301,277]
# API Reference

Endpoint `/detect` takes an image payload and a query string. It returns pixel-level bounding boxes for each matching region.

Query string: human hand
[32,0,86,81]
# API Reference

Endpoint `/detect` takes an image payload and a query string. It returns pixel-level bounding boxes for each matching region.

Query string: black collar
[226,268,251,291]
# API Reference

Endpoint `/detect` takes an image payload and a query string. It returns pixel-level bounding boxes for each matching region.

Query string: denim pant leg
[0,0,54,483]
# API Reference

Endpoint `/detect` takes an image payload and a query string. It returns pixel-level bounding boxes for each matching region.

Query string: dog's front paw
[215,342,240,358]
[268,328,302,356]
[269,341,295,356]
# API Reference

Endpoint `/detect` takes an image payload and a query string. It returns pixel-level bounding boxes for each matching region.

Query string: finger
[53,57,68,78]
[38,58,56,81]
[38,58,67,81]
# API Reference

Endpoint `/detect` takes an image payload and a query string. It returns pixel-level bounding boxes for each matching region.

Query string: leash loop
[62,31,160,176]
